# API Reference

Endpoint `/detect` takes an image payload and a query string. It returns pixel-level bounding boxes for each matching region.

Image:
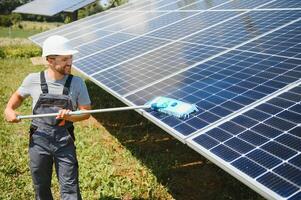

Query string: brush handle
[17,105,151,120]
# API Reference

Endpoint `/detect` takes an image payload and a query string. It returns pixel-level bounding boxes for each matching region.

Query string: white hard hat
[42,35,78,57]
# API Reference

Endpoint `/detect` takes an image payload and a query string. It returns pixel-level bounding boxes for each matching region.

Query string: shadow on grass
[86,80,264,200]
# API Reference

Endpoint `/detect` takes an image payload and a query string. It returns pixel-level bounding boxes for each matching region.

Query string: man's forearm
[6,91,24,110]
[4,91,24,122]
[66,113,90,122]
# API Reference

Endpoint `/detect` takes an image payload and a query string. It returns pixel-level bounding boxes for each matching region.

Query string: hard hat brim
[42,49,79,57]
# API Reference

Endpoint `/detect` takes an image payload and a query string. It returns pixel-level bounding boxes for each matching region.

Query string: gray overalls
[29,71,82,200]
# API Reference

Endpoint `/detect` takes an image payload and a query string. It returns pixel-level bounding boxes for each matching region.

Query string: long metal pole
[17,105,151,120]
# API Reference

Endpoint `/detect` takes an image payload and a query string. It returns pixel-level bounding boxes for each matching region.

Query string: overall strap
[63,74,73,95]
[40,71,48,93]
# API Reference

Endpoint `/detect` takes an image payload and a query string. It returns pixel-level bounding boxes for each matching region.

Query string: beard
[55,65,71,75]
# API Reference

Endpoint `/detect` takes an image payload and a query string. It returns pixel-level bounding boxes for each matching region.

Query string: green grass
[0,21,62,38]
[0,58,172,199]
[0,28,265,199]
[0,27,41,38]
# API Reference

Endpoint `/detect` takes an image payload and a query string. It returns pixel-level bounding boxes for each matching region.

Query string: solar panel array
[13,0,95,16]
[30,0,301,199]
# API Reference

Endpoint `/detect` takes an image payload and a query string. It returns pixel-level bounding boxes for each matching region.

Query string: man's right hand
[4,108,21,123]
[4,91,24,123]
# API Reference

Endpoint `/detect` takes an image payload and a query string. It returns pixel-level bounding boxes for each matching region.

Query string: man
[4,35,91,200]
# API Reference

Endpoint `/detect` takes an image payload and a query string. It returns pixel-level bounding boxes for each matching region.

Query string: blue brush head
[146,96,198,119]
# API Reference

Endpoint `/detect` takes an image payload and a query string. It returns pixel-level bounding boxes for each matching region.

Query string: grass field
[0,28,266,199]
[0,27,41,38]
[0,21,62,38]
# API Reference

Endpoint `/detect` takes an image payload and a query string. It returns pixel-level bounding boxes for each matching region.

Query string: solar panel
[261,0,301,9]
[64,0,96,13]
[29,0,301,199]
[146,11,240,40]
[214,0,273,10]
[13,0,94,16]
[187,85,301,199]
[126,50,300,137]
[238,20,301,59]
[180,0,229,11]
[182,10,301,48]
[92,42,224,94]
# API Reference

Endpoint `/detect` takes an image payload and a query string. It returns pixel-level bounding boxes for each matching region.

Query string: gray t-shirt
[18,71,91,110]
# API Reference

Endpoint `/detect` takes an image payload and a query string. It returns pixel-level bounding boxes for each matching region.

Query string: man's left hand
[56,109,71,120]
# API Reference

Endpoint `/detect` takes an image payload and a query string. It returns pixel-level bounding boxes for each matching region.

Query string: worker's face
[47,55,73,75]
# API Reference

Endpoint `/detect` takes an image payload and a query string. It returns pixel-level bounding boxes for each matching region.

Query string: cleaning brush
[16,96,198,120]
[146,96,199,119]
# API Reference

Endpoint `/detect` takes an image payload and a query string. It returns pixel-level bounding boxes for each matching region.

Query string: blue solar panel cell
[172,122,196,136]
[104,12,168,32]
[181,0,227,10]
[127,51,301,137]
[289,126,301,138]
[207,128,232,142]
[232,95,254,106]
[274,164,301,186]
[211,145,240,162]
[244,109,270,121]
[246,149,282,169]
[257,172,299,198]
[93,43,224,95]
[183,10,301,48]
[210,106,232,117]
[136,0,177,11]
[189,85,301,199]
[255,103,282,115]
[225,137,254,154]
[289,104,301,114]
[277,110,301,124]
[251,123,282,138]
[192,134,219,149]
[262,141,297,160]
[74,32,135,59]
[157,0,199,10]
[232,157,266,178]
[31,11,126,45]
[275,134,301,152]
[262,0,301,8]
[65,12,141,37]
[185,117,209,130]
[264,117,296,132]
[214,0,272,9]
[289,192,301,200]
[232,115,258,128]
[147,11,239,40]
[238,131,269,146]
[70,30,114,47]
[197,111,220,123]
[289,155,301,169]
[239,21,301,59]
[74,36,169,75]
[268,97,296,109]
[121,11,197,35]
[161,115,184,127]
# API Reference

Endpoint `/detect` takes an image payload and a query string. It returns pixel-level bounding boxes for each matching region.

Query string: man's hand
[4,91,24,123]
[4,108,21,123]
[56,109,71,120]
[56,109,72,126]
[56,105,91,124]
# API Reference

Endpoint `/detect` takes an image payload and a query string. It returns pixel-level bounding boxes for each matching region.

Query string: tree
[0,0,30,14]
[98,0,129,10]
